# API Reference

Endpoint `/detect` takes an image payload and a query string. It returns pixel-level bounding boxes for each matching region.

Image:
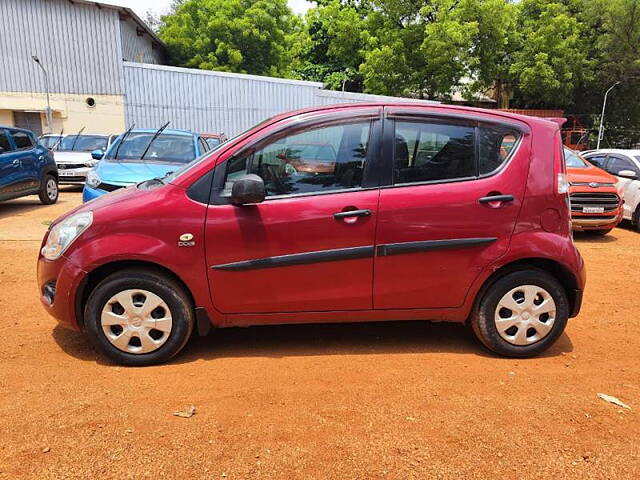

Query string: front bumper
[38,253,88,331]
[58,166,91,184]
[571,211,623,231]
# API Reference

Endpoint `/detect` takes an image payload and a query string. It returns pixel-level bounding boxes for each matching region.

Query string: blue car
[83,128,209,202]
[0,126,58,204]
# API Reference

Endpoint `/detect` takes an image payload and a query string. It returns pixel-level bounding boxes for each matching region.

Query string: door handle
[333,209,372,219]
[478,194,514,204]
[12,159,21,168]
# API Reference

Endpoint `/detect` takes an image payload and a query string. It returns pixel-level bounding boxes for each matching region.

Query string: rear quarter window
[0,132,12,152]
[11,131,35,150]
[478,126,520,175]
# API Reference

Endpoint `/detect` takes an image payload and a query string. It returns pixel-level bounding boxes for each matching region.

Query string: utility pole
[31,55,52,133]
[596,81,620,150]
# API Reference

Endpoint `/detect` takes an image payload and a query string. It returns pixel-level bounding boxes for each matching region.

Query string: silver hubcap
[46,179,57,199]
[101,289,173,354]
[494,285,556,346]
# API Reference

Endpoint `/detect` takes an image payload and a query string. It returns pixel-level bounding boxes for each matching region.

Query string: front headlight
[41,212,93,260]
[86,169,101,188]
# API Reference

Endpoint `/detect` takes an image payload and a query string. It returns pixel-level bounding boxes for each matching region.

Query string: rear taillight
[557,172,569,194]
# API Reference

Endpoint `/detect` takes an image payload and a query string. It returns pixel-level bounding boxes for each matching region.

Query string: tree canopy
[154,0,640,145]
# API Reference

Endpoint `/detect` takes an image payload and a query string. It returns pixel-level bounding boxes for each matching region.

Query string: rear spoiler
[546,117,567,127]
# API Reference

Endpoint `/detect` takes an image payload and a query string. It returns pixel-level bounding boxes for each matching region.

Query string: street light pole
[31,55,52,133]
[596,81,620,150]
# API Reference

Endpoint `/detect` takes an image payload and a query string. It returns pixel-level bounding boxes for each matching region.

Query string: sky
[108,0,314,19]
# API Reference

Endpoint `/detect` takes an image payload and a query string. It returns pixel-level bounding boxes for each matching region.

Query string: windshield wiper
[52,128,64,151]
[70,126,85,151]
[113,123,136,161]
[140,121,171,161]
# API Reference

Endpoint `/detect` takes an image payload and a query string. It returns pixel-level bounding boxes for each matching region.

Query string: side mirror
[231,174,266,205]
[617,169,637,179]
[91,149,104,160]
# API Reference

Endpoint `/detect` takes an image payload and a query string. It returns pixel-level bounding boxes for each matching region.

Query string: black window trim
[384,114,524,189]
[206,109,384,205]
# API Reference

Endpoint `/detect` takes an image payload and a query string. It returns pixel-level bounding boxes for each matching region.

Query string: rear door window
[393,121,475,184]
[478,126,519,175]
[11,131,34,150]
[586,155,607,168]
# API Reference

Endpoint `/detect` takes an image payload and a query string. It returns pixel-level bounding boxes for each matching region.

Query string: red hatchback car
[38,104,585,366]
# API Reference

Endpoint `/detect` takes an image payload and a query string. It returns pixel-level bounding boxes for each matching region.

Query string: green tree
[360,0,476,99]
[509,0,590,108]
[157,0,296,76]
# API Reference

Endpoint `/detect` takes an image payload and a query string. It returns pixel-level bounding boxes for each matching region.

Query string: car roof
[262,102,558,130]
[0,125,35,135]
[584,149,640,156]
[126,128,195,136]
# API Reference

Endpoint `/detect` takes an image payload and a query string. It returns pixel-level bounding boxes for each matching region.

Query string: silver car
[53,134,117,184]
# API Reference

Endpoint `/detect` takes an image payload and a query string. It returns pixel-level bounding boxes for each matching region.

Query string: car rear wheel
[84,269,194,366]
[38,174,58,204]
[470,269,569,358]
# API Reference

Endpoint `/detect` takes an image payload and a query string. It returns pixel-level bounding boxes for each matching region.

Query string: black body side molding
[376,237,497,257]
[211,245,375,271]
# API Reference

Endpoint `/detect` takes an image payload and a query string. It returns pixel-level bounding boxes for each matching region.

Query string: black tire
[585,228,613,236]
[470,269,569,358]
[38,174,58,204]
[84,269,194,366]
[634,207,640,233]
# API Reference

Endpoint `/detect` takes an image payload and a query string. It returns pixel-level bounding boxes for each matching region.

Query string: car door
[7,129,40,192]
[204,110,382,314]
[373,109,530,309]
[605,154,640,220]
[0,129,19,199]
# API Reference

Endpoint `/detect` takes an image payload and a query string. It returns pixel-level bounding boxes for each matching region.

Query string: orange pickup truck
[565,148,623,235]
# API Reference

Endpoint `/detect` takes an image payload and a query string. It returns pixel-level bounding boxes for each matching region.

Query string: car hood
[567,165,617,185]
[53,151,92,164]
[95,160,181,185]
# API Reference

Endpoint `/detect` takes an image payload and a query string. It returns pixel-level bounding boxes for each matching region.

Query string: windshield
[205,137,221,149]
[105,132,196,163]
[39,135,61,149]
[564,148,588,168]
[60,135,108,152]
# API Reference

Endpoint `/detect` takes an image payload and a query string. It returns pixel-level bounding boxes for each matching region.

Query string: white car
[53,134,117,184]
[582,149,640,231]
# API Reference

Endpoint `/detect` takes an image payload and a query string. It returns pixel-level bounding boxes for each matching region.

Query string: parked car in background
[38,134,63,150]
[40,104,585,365]
[1,126,58,204]
[54,134,117,185]
[83,128,207,202]
[582,149,640,232]
[564,148,623,235]
[201,132,227,150]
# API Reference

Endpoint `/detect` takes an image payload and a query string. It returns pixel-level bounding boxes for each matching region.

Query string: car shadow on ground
[573,231,619,244]
[52,320,574,366]
[0,198,48,220]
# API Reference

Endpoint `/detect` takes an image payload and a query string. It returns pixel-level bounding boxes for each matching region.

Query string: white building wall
[123,63,437,136]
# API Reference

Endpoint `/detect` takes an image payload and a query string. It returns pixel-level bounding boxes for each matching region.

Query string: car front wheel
[39,174,58,204]
[470,269,569,358]
[84,269,194,366]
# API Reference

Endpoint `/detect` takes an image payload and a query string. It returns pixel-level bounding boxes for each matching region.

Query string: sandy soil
[0,189,639,479]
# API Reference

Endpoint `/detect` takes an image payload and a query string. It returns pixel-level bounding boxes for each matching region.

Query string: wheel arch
[75,259,196,330]
[470,257,580,321]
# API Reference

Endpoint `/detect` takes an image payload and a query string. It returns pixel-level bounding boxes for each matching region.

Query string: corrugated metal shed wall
[120,19,164,65]
[0,0,123,95]
[123,63,437,135]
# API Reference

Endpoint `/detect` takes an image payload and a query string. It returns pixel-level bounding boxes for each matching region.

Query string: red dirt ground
[0,190,639,479]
